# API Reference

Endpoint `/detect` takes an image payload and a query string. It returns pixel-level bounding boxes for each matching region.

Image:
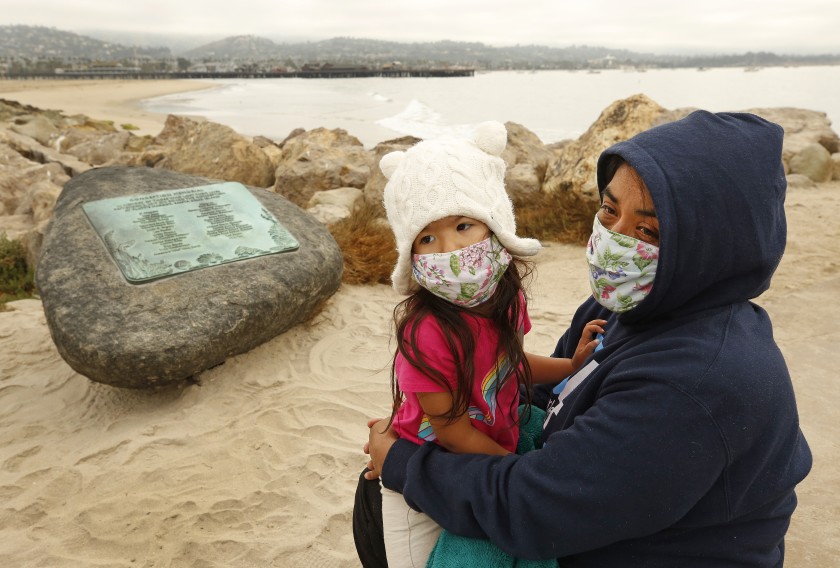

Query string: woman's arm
[371,379,726,560]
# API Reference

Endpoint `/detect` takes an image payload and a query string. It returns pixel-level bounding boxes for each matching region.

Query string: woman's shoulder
[610,303,786,394]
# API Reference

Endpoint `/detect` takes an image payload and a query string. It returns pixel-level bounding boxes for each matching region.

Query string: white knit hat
[381,121,541,295]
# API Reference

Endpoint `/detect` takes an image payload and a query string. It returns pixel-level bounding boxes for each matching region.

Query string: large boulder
[542,94,673,201]
[117,115,276,188]
[502,121,555,194]
[36,166,343,389]
[0,143,69,265]
[10,114,60,146]
[306,186,364,225]
[0,128,91,177]
[272,127,373,207]
[789,142,833,183]
[60,129,132,166]
[746,107,840,166]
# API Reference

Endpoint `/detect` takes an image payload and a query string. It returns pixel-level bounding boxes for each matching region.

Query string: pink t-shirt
[392,299,531,453]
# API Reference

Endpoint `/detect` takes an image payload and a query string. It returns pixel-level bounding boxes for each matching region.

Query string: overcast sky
[4,0,840,55]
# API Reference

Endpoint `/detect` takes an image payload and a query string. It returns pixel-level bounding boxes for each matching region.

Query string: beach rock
[0,98,37,121]
[0,145,36,215]
[542,94,669,200]
[0,213,32,237]
[789,142,833,183]
[10,114,60,146]
[502,121,555,194]
[0,128,91,177]
[36,166,343,389]
[506,163,541,195]
[748,107,839,155]
[60,130,132,166]
[11,171,63,245]
[786,173,818,190]
[362,136,421,209]
[832,153,840,181]
[306,187,364,225]
[272,127,373,207]
[279,127,306,145]
[252,135,284,169]
[0,145,67,265]
[0,157,67,218]
[117,115,276,188]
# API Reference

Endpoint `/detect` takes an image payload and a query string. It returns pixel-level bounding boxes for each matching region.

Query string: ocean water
[142,66,840,148]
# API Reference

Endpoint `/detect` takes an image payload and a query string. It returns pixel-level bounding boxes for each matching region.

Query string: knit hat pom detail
[473,121,508,157]
[379,151,405,179]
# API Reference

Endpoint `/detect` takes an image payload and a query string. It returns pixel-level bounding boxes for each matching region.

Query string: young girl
[373,121,605,567]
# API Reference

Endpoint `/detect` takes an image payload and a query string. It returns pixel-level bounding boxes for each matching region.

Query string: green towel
[426,532,555,567]
[515,404,545,454]
[425,405,555,568]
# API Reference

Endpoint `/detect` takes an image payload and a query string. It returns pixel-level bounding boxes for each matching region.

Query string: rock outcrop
[502,121,556,194]
[36,167,343,388]
[272,127,372,207]
[789,142,834,183]
[541,97,840,201]
[542,94,673,200]
[306,186,364,225]
[117,115,276,188]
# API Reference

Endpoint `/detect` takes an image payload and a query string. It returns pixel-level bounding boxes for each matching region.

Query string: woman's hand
[572,319,607,370]
[363,418,399,481]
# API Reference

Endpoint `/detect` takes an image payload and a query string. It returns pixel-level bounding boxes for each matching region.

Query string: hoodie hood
[597,111,787,323]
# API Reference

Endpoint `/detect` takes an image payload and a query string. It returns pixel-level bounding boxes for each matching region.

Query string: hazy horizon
[3,1,840,56]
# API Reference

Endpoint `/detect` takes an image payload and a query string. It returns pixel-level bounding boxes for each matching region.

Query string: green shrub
[121,123,140,131]
[0,234,36,306]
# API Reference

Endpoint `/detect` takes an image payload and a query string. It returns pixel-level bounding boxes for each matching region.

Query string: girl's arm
[527,352,578,384]
[416,391,511,456]
[528,319,607,384]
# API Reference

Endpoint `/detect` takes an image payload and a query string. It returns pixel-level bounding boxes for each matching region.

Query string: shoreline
[0,79,216,136]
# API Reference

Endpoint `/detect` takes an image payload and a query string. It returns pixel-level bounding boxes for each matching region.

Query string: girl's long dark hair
[387,256,534,428]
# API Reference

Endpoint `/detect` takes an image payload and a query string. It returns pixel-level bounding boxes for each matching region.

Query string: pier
[3,68,475,80]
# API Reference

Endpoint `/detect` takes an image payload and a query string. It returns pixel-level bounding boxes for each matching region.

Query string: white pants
[381,483,443,568]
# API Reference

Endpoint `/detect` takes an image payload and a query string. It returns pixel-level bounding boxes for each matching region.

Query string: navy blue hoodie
[380,111,812,566]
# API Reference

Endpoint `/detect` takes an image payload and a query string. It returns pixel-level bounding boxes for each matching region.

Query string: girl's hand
[572,319,607,370]
[363,418,398,481]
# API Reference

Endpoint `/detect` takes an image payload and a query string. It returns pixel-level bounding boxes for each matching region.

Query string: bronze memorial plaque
[82,182,299,283]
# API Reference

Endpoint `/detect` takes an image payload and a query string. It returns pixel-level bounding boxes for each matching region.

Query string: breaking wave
[376,99,476,140]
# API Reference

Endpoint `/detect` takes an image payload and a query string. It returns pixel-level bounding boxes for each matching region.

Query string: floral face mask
[586,215,659,313]
[412,235,512,307]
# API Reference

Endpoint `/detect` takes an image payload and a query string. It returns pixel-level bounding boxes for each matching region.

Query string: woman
[356,110,812,567]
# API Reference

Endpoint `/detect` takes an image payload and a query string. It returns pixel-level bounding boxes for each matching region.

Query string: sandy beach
[0,79,216,136]
[0,82,838,566]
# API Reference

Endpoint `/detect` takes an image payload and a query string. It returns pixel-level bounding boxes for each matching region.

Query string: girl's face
[412,216,490,255]
[598,163,660,247]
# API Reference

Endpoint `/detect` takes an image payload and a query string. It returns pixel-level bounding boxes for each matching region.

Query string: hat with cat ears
[381,120,541,295]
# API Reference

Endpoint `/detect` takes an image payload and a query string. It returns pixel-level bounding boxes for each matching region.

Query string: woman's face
[598,163,660,247]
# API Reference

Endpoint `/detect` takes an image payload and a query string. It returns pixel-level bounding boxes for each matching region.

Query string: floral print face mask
[412,235,512,308]
[586,215,659,313]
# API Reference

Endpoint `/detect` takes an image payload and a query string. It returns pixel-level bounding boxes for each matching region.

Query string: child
[374,121,605,567]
